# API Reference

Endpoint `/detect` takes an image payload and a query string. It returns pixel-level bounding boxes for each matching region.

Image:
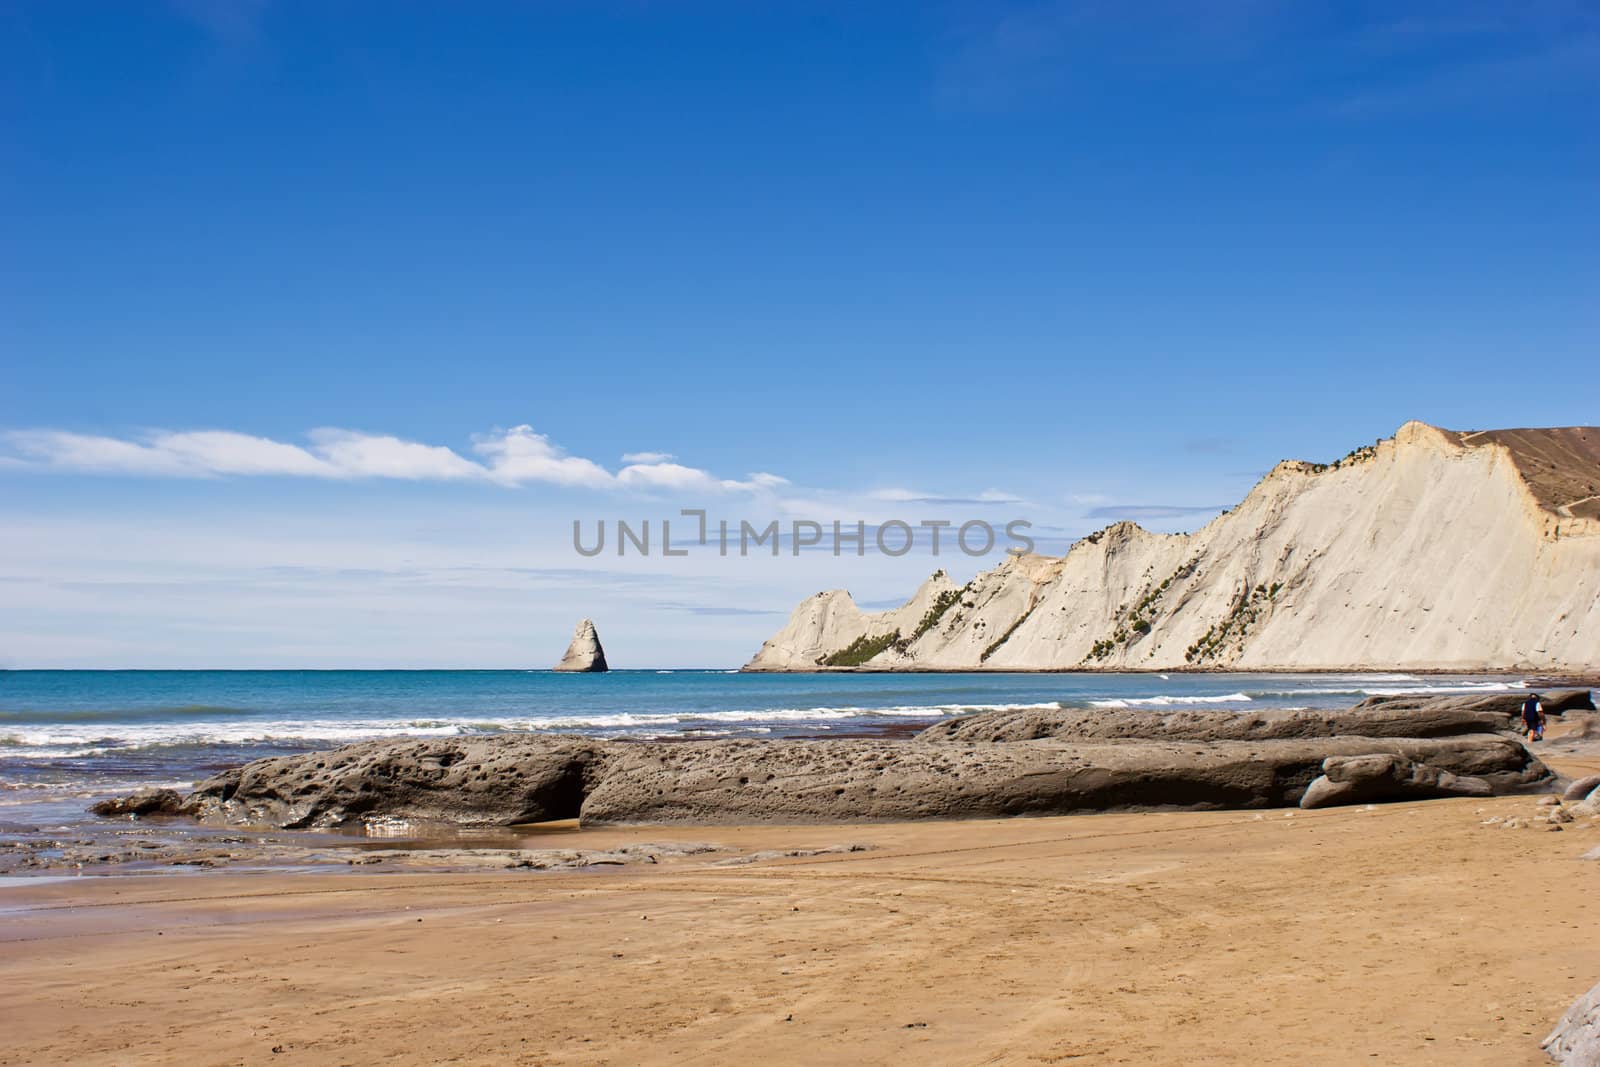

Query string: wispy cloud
[654,602,785,617]
[869,487,1024,505]
[934,0,1287,109]
[1328,35,1600,118]
[618,463,789,494]
[1085,503,1225,520]
[936,0,1600,118]
[0,424,783,495]
[853,597,911,611]
[169,0,271,45]
[1184,436,1239,455]
[620,450,676,464]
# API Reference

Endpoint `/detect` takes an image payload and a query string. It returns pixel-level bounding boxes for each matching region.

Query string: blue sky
[2,1,1597,667]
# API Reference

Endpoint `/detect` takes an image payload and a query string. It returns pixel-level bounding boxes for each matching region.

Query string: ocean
[0,669,1529,831]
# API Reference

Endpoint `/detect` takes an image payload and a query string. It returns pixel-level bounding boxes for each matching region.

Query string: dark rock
[89,789,185,818]
[917,697,1517,744]
[1544,979,1600,1064]
[580,736,1543,825]
[1563,775,1600,802]
[92,704,1556,829]
[1344,691,1530,717]
[1540,689,1596,714]
[178,736,609,829]
[1299,755,1492,809]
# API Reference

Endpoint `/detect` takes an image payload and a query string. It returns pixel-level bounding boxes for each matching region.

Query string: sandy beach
[3,743,1597,1066]
[10,5,1600,1062]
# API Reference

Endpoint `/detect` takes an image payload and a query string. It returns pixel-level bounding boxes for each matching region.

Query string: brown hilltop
[1454,426,1600,520]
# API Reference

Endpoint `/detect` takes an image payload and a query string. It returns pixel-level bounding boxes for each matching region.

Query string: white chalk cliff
[745,422,1600,672]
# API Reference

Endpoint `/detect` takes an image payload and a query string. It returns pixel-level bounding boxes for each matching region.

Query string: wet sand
[3,745,1598,1067]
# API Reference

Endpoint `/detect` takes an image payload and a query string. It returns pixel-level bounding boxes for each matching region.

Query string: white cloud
[617,461,723,492]
[158,431,335,477]
[615,461,789,494]
[1,423,786,496]
[620,450,676,464]
[867,486,1023,505]
[311,429,486,481]
[6,429,333,478]
[470,425,615,488]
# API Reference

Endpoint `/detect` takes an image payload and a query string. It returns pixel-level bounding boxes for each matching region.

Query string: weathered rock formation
[173,737,608,829]
[98,695,1558,828]
[554,618,608,672]
[90,789,186,818]
[746,422,1600,672]
[1299,754,1492,808]
[1540,688,1598,714]
[578,734,1539,824]
[915,693,1525,744]
[1563,775,1600,803]
[1544,979,1600,1064]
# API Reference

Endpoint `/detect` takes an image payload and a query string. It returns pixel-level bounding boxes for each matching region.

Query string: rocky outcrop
[1563,775,1600,802]
[1540,689,1597,714]
[1544,979,1600,1064]
[916,695,1521,744]
[747,571,961,668]
[1346,692,1533,718]
[746,422,1600,672]
[1299,754,1492,809]
[90,789,185,818]
[577,735,1540,825]
[178,736,610,829]
[554,618,608,672]
[104,694,1555,829]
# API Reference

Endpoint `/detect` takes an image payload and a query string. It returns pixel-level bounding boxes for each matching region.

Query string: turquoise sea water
[0,669,1527,826]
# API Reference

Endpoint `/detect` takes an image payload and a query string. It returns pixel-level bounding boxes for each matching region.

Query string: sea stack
[554,618,609,673]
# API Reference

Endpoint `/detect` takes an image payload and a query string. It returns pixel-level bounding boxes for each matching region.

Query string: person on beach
[1521,693,1545,741]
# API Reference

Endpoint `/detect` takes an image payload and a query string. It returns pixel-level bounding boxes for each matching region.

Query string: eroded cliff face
[745,422,1600,672]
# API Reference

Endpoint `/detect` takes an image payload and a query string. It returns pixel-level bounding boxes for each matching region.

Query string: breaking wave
[0,701,1069,755]
[1089,692,1252,708]
[1244,680,1523,699]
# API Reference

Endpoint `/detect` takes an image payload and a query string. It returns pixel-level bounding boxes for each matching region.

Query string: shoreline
[4,769,1598,1064]
[18,692,1584,874]
[742,666,1600,684]
[7,666,1593,679]
[8,733,1596,880]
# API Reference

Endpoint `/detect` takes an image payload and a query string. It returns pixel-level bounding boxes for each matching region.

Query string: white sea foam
[1354,681,1524,696]
[0,676,1528,759]
[1089,693,1253,708]
[1247,681,1523,699]
[0,701,1066,753]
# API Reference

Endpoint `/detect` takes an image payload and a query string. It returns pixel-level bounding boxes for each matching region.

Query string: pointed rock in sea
[554,619,609,672]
